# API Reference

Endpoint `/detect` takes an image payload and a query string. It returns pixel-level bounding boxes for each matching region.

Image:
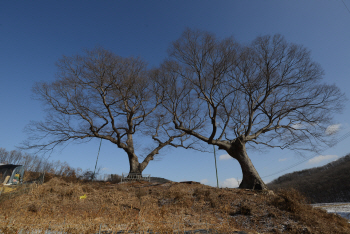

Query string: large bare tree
[23,48,189,175]
[157,29,345,190]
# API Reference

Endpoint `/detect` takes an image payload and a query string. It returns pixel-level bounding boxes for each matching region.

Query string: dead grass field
[0,177,349,233]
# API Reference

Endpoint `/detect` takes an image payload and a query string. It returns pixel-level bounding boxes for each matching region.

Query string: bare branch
[23,47,191,174]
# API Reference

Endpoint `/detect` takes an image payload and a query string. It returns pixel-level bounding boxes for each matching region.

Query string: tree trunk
[128,152,143,175]
[228,140,267,190]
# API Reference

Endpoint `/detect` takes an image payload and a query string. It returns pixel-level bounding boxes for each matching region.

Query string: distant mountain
[268,154,350,203]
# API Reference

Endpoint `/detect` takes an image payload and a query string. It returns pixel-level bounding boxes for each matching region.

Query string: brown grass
[0,178,349,233]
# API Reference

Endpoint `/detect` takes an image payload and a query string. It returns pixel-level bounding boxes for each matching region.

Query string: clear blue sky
[1,0,350,187]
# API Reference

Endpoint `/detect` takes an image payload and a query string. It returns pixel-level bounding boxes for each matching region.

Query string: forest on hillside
[268,154,350,203]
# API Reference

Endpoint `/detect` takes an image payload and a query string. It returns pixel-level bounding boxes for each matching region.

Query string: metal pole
[213,145,219,188]
[93,138,103,180]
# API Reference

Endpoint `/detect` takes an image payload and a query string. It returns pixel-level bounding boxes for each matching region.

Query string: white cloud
[219,154,231,160]
[325,124,341,135]
[200,179,209,185]
[101,167,110,171]
[220,178,239,188]
[308,155,338,164]
[291,123,303,129]
[278,158,287,162]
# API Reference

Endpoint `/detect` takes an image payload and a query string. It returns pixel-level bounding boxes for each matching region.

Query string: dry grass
[0,178,349,233]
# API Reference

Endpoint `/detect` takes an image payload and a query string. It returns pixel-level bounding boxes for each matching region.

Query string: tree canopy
[23,31,346,189]
[23,48,190,174]
[155,29,346,189]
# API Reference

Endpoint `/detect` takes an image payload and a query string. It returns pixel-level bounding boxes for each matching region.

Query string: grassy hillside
[0,177,349,233]
[268,154,350,203]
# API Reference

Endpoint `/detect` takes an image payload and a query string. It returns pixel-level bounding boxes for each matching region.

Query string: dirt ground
[0,178,349,233]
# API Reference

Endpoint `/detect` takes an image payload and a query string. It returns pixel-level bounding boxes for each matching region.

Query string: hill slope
[268,154,350,203]
[0,178,349,233]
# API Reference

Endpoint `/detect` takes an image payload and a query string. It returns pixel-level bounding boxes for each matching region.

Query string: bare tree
[0,148,71,175]
[157,29,345,190]
[22,48,189,175]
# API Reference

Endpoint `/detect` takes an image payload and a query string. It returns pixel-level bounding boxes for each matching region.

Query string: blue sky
[1,0,350,187]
